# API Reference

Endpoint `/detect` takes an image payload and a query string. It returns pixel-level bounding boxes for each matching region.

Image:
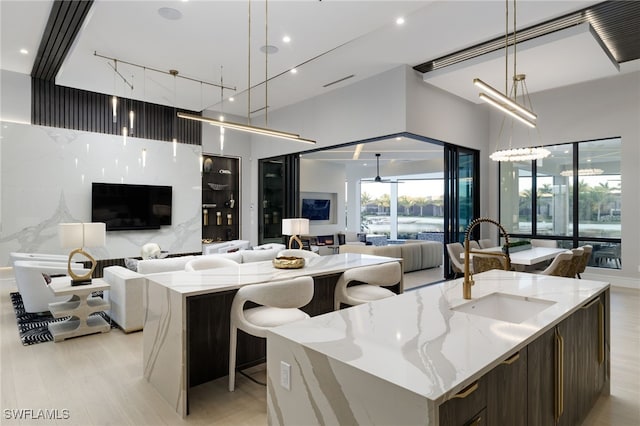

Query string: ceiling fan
[363,153,393,183]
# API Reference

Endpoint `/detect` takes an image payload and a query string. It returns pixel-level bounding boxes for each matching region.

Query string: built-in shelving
[202,154,240,243]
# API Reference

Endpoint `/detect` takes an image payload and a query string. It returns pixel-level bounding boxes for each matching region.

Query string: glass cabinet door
[258,154,300,245]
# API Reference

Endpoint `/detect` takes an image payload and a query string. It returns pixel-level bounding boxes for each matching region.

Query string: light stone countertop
[268,269,610,405]
[145,253,401,297]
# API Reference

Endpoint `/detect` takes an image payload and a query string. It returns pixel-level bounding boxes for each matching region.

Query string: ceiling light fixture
[19,48,28,55]
[476,0,549,162]
[560,168,604,177]
[180,0,315,145]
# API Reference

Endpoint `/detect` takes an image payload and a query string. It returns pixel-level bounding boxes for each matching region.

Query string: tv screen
[301,199,331,221]
[92,183,172,231]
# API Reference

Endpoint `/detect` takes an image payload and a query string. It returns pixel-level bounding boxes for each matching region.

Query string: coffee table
[47,277,111,342]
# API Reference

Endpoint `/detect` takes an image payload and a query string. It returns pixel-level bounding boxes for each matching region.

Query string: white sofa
[103,243,285,332]
[13,260,90,313]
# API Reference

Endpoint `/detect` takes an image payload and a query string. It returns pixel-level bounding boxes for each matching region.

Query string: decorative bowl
[272,256,305,269]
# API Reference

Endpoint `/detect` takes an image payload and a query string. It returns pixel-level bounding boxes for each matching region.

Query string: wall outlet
[280,361,291,391]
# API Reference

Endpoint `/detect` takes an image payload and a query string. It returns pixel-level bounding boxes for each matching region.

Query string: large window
[360,176,444,240]
[499,137,621,270]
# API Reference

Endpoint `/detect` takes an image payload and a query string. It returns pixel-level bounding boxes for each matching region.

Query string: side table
[47,277,111,342]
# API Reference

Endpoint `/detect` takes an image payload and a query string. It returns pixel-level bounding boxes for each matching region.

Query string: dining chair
[446,242,468,278]
[229,276,314,391]
[276,249,320,259]
[576,245,593,278]
[536,251,574,277]
[472,254,508,274]
[468,240,481,250]
[593,244,621,268]
[334,262,402,310]
[566,247,584,278]
[184,255,239,271]
[478,239,493,249]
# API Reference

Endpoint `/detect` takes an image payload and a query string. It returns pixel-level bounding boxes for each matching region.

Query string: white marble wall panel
[0,121,202,265]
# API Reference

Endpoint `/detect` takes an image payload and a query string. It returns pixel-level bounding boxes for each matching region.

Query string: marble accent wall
[0,121,202,266]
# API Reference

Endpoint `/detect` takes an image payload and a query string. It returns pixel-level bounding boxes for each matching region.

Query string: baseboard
[582,271,639,290]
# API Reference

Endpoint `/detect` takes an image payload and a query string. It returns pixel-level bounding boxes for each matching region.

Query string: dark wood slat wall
[31,78,202,145]
[31,0,94,80]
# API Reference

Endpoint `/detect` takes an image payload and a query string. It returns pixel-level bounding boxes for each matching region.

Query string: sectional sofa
[103,243,285,332]
[338,240,442,272]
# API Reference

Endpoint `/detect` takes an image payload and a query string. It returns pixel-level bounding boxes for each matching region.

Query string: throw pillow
[124,258,139,272]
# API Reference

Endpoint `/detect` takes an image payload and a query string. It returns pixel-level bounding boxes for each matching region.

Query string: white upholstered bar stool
[276,249,320,259]
[334,262,402,310]
[229,276,314,391]
[184,256,239,271]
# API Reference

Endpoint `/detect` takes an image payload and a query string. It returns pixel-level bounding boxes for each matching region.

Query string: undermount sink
[451,292,556,324]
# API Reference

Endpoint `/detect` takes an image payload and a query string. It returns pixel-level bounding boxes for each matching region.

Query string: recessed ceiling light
[229,97,235,102]
[260,45,279,54]
[19,48,29,55]
[290,68,297,74]
[158,7,182,20]
[396,17,405,25]
[282,35,291,43]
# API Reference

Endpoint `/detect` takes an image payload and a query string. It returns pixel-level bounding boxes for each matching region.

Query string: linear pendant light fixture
[177,112,315,144]
[475,0,549,162]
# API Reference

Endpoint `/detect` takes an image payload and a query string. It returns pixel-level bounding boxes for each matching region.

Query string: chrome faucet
[463,217,511,299]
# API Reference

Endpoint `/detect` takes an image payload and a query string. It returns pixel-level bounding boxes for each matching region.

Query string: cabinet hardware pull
[581,297,599,309]
[598,301,605,365]
[554,328,564,421]
[501,352,520,365]
[452,381,479,399]
[469,415,482,425]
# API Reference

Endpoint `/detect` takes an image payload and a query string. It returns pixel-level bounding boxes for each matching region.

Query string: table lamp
[59,222,106,286]
[281,218,309,250]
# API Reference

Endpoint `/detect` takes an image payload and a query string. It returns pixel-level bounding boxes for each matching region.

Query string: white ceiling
[3,0,636,122]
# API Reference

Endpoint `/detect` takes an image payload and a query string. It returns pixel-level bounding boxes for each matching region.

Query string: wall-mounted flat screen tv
[301,198,331,221]
[92,182,172,231]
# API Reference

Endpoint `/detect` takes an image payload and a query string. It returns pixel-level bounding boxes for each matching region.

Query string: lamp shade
[59,223,106,248]
[59,223,84,248]
[281,218,309,236]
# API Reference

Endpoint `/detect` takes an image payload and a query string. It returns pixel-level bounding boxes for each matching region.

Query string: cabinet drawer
[439,376,487,426]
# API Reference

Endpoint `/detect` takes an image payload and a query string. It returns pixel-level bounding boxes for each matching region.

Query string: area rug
[10,292,117,346]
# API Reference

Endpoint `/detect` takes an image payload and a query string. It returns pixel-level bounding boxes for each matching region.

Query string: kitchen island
[267,269,609,425]
[142,253,402,418]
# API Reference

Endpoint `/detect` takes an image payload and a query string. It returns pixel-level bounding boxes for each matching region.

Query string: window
[499,137,621,270]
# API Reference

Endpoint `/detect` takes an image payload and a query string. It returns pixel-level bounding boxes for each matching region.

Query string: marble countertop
[145,253,400,297]
[268,269,609,404]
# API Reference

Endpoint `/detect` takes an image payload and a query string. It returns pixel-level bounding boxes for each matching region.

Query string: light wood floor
[1,272,638,425]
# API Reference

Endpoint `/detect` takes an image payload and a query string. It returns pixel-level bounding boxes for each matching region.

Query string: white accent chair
[276,249,320,259]
[446,242,468,278]
[13,260,89,313]
[10,252,69,267]
[536,251,574,276]
[334,262,402,310]
[229,276,314,392]
[184,256,239,271]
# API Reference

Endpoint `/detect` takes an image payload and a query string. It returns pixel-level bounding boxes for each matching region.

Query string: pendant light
[475,0,550,162]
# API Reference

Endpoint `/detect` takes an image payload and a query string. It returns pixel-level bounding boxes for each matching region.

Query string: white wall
[300,159,346,236]
[0,121,202,266]
[486,71,640,287]
[0,70,30,124]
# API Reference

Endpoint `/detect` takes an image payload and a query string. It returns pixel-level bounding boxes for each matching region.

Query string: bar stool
[229,276,314,391]
[334,262,401,310]
[184,256,239,271]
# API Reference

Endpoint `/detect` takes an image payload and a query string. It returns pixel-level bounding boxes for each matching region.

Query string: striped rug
[9,292,116,345]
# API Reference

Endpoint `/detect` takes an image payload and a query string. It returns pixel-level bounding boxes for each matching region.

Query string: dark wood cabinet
[202,154,240,243]
[439,378,487,426]
[486,349,527,425]
[527,289,609,426]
